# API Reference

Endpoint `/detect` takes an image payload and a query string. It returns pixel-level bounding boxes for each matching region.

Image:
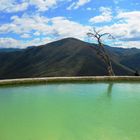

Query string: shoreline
[0,76,140,86]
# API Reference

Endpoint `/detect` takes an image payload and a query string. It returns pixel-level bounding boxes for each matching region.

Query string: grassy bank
[0,76,140,86]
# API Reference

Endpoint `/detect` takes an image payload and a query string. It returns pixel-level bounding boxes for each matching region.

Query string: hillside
[0,38,139,79]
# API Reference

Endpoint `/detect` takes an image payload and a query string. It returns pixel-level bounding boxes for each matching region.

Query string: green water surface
[0,82,140,140]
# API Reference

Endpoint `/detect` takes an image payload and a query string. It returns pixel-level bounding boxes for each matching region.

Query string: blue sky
[0,0,140,48]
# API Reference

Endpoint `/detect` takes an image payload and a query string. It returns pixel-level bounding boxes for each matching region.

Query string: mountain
[121,52,140,71]
[0,48,22,52]
[0,38,139,79]
[106,46,140,71]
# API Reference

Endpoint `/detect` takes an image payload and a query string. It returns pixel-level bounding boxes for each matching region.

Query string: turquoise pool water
[0,82,140,140]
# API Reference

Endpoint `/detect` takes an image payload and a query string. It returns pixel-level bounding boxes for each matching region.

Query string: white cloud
[24,37,53,47]
[95,10,140,48]
[89,7,113,23]
[33,31,41,36]
[0,38,20,48]
[0,14,90,48]
[87,7,92,11]
[67,0,91,10]
[29,0,58,11]
[21,33,31,38]
[6,2,28,13]
[50,17,90,39]
[0,14,50,35]
[0,14,90,38]
[101,11,140,39]
[0,0,68,13]
[0,0,28,13]
[0,37,53,48]
[113,40,140,48]
[113,0,123,4]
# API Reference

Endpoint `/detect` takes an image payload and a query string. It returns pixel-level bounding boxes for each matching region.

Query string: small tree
[87,28,115,76]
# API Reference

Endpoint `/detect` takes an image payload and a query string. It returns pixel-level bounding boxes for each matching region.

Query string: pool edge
[0,76,140,86]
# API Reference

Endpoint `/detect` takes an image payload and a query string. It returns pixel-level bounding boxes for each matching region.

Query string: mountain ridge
[0,37,139,79]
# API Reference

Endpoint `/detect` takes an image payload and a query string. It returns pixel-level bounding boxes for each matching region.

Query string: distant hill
[0,48,22,52]
[121,52,140,71]
[0,37,139,79]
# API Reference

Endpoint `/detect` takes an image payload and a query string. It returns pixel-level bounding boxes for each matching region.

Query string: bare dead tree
[87,28,115,76]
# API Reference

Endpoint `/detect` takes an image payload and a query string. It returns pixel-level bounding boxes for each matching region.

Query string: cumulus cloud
[97,10,140,48]
[20,33,31,38]
[0,14,90,38]
[0,0,68,13]
[101,11,140,39]
[0,14,90,48]
[67,0,91,10]
[113,0,124,4]
[89,7,113,23]
[29,0,58,11]
[113,40,140,48]
[50,17,90,39]
[0,38,20,48]
[0,14,50,35]
[86,7,92,11]
[0,37,53,48]
[0,0,28,13]
[33,31,41,36]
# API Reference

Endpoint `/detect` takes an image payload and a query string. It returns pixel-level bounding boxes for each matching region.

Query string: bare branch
[87,27,115,76]
[87,32,95,37]
[99,33,115,40]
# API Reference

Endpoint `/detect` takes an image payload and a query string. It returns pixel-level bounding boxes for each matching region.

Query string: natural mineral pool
[0,82,140,140]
